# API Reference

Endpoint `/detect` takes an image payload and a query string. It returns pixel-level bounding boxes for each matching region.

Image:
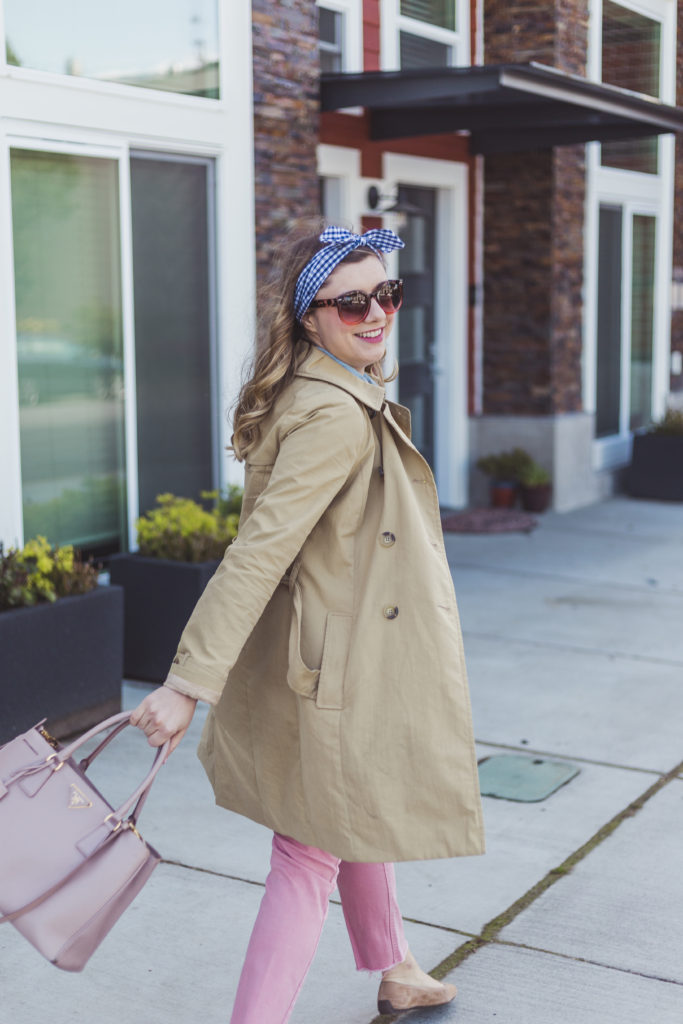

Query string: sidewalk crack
[367,756,683,1023]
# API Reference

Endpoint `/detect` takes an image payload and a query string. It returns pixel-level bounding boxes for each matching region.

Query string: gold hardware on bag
[46,754,64,772]
[123,821,143,842]
[68,784,93,810]
[38,726,59,750]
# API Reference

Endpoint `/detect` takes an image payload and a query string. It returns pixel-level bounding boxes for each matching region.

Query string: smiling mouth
[355,327,384,341]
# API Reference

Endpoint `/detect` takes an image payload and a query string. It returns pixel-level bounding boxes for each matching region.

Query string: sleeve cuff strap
[164,671,221,707]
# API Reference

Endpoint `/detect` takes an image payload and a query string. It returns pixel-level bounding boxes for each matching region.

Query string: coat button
[380,531,396,547]
[383,605,399,619]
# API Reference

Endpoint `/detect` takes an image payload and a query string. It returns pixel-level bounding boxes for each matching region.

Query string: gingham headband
[293,226,405,322]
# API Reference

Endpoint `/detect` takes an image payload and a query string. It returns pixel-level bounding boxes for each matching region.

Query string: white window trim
[382,152,469,507]
[0,1,254,547]
[316,0,363,73]
[588,0,676,103]
[381,0,470,70]
[317,144,362,226]
[584,0,675,469]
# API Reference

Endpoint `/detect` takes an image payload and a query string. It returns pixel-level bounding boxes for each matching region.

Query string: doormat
[440,508,538,534]
[478,754,580,802]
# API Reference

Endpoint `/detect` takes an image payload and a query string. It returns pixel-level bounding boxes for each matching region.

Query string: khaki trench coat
[165,344,485,862]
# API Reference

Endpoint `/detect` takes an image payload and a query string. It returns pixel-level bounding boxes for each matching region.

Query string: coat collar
[294,344,386,413]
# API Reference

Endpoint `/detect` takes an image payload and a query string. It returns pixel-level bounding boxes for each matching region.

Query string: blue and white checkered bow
[294,226,405,322]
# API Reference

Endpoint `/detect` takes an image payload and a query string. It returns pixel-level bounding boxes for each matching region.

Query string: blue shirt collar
[313,346,379,385]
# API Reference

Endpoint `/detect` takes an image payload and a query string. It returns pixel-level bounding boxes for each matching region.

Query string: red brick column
[482,0,588,415]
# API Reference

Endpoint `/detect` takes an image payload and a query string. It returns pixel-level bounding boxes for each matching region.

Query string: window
[600,1,662,173]
[316,0,362,74]
[11,150,128,550]
[319,7,344,72]
[401,0,456,32]
[594,204,657,439]
[383,0,466,70]
[4,0,220,99]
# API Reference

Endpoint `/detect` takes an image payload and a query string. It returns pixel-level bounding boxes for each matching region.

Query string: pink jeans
[229,831,409,1024]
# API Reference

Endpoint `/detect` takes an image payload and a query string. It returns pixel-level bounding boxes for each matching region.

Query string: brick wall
[671,1,683,394]
[482,0,588,414]
[252,0,321,285]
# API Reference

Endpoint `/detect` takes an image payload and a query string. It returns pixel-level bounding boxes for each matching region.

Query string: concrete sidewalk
[2,496,683,1023]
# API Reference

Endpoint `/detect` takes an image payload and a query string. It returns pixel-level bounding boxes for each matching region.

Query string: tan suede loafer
[377,978,457,1014]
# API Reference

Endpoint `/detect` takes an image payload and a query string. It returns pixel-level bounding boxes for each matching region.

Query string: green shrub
[518,462,551,487]
[648,408,683,436]
[476,447,535,482]
[0,536,99,612]
[135,491,241,563]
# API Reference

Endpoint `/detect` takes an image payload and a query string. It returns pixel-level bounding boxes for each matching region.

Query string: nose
[365,295,387,321]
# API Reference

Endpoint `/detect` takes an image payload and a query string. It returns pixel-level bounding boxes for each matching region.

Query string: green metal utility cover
[478,754,579,802]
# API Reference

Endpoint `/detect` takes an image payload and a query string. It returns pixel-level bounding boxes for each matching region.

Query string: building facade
[1,0,681,556]
[0,0,255,553]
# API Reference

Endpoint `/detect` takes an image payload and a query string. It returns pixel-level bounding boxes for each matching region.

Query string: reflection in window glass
[11,150,127,551]
[601,0,661,174]
[400,31,452,68]
[5,0,219,99]
[319,7,343,73]
[595,205,623,439]
[401,0,456,32]
[629,215,656,431]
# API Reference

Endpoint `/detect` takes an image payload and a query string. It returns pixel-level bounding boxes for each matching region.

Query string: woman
[130,224,485,1023]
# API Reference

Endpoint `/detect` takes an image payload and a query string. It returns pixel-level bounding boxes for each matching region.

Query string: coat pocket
[286,581,351,710]
[286,578,320,699]
[316,613,352,711]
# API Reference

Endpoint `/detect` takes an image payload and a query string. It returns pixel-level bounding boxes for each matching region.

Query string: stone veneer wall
[671,0,683,396]
[482,0,588,415]
[252,0,321,286]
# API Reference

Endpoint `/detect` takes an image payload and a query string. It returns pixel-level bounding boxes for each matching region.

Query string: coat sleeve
[163,395,372,704]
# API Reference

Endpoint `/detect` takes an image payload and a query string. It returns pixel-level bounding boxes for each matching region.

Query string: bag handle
[49,712,170,825]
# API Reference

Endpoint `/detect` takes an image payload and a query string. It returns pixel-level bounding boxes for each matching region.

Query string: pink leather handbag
[0,712,169,971]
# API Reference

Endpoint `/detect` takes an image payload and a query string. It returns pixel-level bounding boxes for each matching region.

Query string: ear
[301,312,320,344]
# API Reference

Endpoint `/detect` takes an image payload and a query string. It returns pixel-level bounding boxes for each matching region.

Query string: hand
[129,686,197,759]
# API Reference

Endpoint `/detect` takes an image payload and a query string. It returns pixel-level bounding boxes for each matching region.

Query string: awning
[320,62,683,155]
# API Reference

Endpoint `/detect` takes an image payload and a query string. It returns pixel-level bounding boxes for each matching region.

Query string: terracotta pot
[489,481,518,509]
[520,483,552,512]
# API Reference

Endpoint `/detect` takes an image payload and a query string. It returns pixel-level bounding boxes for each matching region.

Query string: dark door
[130,153,216,516]
[396,185,437,468]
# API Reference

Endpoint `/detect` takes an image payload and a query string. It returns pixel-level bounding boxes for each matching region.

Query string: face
[303,254,396,372]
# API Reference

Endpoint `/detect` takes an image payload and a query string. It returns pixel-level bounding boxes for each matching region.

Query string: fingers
[129,687,196,756]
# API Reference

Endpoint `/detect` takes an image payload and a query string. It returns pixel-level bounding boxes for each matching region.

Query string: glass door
[595,203,657,439]
[11,149,128,552]
[130,153,216,516]
[10,148,217,553]
[396,185,437,468]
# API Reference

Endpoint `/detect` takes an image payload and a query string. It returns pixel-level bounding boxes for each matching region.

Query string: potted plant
[108,489,241,682]
[628,408,683,501]
[0,536,123,743]
[476,448,535,508]
[517,460,553,512]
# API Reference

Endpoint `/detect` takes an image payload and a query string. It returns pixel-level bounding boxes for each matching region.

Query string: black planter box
[108,554,220,683]
[0,586,123,744]
[627,434,683,501]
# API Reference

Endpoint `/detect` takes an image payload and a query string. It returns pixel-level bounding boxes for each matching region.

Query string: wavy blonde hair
[229,224,398,461]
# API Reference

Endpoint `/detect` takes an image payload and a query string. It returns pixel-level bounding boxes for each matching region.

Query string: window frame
[316,0,363,74]
[381,0,470,70]
[583,0,675,466]
[1,0,227,105]
[0,1,255,548]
